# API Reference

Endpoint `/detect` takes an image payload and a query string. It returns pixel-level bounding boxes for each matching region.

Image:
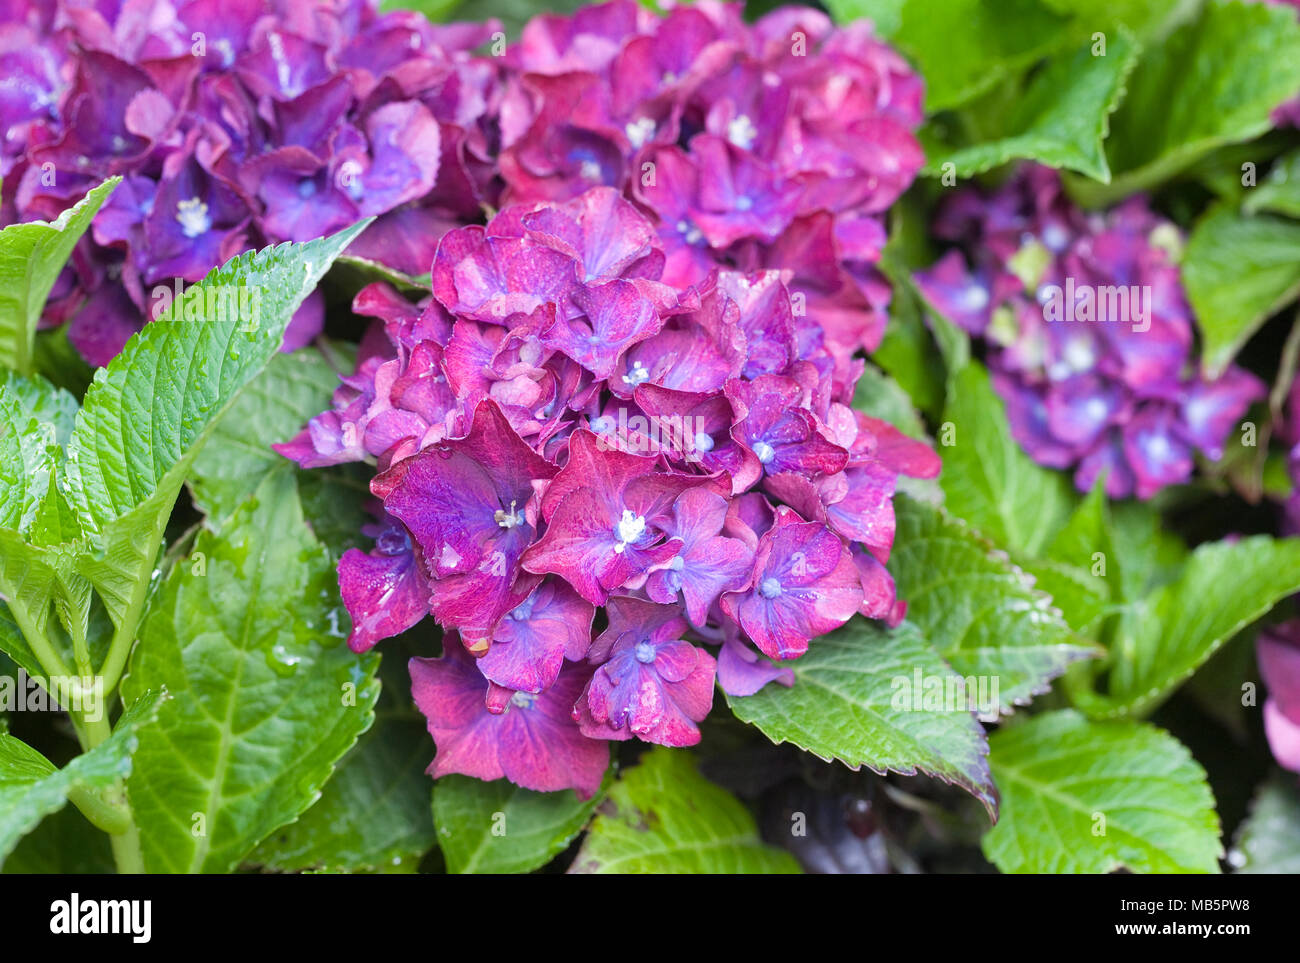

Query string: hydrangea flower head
[3,0,502,364]
[267,6,933,796]
[916,164,1264,499]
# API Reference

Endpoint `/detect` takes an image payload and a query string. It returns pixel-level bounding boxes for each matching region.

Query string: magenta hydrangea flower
[915,164,1264,499]
[271,7,932,796]
[573,597,716,746]
[411,638,608,797]
[720,507,864,659]
[500,0,924,354]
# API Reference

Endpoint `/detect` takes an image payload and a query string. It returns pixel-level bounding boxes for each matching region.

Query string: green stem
[7,599,73,679]
[80,709,145,874]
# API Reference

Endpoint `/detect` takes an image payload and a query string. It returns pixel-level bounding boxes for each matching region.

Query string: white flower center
[494,499,525,529]
[622,360,650,387]
[693,431,714,453]
[625,117,656,149]
[579,159,602,182]
[753,440,776,464]
[613,509,646,554]
[727,114,758,151]
[176,197,211,239]
[760,577,782,599]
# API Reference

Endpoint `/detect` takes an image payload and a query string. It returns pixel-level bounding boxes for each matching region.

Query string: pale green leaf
[1243,149,1300,219]
[1231,773,1300,874]
[0,690,162,867]
[252,712,436,874]
[435,772,606,874]
[1102,536,1300,716]
[0,177,118,375]
[1072,0,1300,205]
[62,222,368,632]
[925,29,1139,182]
[890,497,1099,713]
[983,710,1221,873]
[940,362,1076,557]
[1183,206,1300,379]
[570,748,799,874]
[121,471,380,873]
[727,620,996,816]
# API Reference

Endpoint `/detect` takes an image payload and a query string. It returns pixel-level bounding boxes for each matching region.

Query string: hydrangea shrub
[1,0,1300,878]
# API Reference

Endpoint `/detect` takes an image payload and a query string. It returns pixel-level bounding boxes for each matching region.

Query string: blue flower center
[760,577,782,599]
[634,641,656,664]
[509,691,537,710]
[753,441,776,464]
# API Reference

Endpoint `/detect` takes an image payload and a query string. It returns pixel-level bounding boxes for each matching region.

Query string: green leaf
[925,29,1139,182]
[2,803,115,874]
[1024,480,1118,634]
[121,471,380,873]
[983,710,1221,874]
[0,383,58,534]
[1071,0,1300,205]
[570,748,799,874]
[0,177,118,375]
[189,344,350,519]
[62,221,368,634]
[1101,536,1300,717]
[727,620,996,817]
[833,0,1073,112]
[870,270,947,421]
[940,362,1076,557]
[252,712,436,874]
[0,690,162,867]
[0,370,78,447]
[1243,148,1300,219]
[435,772,607,874]
[1183,206,1300,379]
[889,497,1099,713]
[0,604,42,680]
[1231,773,1300,874]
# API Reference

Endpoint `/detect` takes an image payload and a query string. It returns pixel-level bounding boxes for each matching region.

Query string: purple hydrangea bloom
[916,165,1264,499]
[269,8,932,796]
[720,507,864,659]
[477,579,595,694]
[3,0,502,364]
[374,399,558,642]
[500,0,924,357]
[411,639,608,798]
[521,429,702,604]
[573,597,716,747]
